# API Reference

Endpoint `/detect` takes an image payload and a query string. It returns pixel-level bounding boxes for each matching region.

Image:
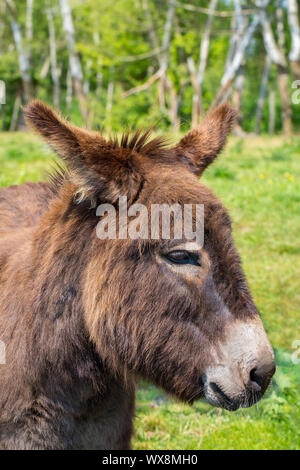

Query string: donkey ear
[23,100,107,165]
[24,100,142,206]
[175,103,236,176]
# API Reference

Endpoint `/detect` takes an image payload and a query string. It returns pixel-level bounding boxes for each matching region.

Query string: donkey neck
[26,188,133,421]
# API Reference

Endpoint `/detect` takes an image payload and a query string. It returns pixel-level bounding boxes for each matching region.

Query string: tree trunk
[255,55,271,134]
[46,3,60,109]
[142,0,159,51]
[212,13,261,109]
[277,5,293,134]
[66,63,72,114]
[9,91,21,131]
[59,0,88,123]
[1,104,6,131]
[268,89,275,134]
[105,68,114,133]
[93,25,102,100]
[213,0,271,110]
[191,0,217,123]
[277,66,293,135]
[262,11,293,134]
[158,0,176,111]
[169,86,180,133]
[0,80,6,131]
[5,0,32,105]
[287,0,300,80]
[225,0,247,133]
[26,0,33,41]
[83,60,92,96]
[290,58,300,82]
[142,0,178,125]
[187,57,201,128]
[132,0,177,122]
[0,2,5,54]
[276,6,285,50]
[232,63,245,135]
[224,14,238,75]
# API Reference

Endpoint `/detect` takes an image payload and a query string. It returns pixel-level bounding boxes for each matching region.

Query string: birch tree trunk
[190,0,217,126]
[212,0,270,110]
[0,1,5,129]
[158,0,176,111]
[59,0,88,122]
[0,77,6,130]
[9,92,21,131]
[46,3,60,109]
[255,55,271,134]
[187,56,199,127]
[287,0,300,80]
[169,86,180,133]
[105,68,114,133]
[124,0,177,127]
[93,27,102,97]
[231,1,248,133]
[232,63,245,135]
[66,63,73,113]
[26,0,33,41]
[262,10,293,134]
[277,66,292,135]
[276,6,285,50]
[0,2,4,53]
[224,15,238,75]
[268,88,275,134]
[5,0,32,104]
[211,13,261,109]
[142,0,160,52]
[142,0,179,129]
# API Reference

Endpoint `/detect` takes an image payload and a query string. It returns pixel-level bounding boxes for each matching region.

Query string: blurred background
[0,0,299,450]
[0,0,300,133]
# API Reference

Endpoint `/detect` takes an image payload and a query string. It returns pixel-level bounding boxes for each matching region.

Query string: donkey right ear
[24,100,143,206]
[175,103,236,176]
[24,100,107,166]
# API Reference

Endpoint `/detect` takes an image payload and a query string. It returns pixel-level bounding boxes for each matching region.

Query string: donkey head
[24,101,275,411]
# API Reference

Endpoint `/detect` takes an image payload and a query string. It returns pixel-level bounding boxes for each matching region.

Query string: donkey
[0,101,275,450]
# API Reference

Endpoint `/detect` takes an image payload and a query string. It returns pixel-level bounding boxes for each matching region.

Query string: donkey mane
[46,128,169,198]
[116,128,168,155]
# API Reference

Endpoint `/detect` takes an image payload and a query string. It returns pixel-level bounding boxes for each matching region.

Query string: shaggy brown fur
[0,101,274,449]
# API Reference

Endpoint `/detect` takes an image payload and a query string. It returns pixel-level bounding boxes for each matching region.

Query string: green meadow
[0,132,299,450]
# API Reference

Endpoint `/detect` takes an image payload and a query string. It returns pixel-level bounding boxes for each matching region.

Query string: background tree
[0,0,299,134]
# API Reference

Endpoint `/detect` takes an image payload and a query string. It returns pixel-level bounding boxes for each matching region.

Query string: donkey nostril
[249,362,276,392]
[250,368,262,389]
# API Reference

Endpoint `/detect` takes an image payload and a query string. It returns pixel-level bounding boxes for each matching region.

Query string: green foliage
[1,0,299,132]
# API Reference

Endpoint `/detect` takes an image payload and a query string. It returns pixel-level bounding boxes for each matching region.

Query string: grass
[0,132,299,450]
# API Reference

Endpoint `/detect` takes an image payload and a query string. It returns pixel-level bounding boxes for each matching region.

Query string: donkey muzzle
[202,359,275,411]
[201,318,276,411]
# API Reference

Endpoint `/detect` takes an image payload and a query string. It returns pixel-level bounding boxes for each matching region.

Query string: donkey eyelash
[164,250,201,266]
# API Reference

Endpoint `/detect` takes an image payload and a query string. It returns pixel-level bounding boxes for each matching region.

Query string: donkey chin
[201,318,275,411]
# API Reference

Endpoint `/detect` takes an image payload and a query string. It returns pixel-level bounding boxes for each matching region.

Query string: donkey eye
[165,250,200,266]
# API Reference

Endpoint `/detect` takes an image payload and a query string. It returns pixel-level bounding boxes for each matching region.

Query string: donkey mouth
[208,382,241,411]
[203,380,263,412]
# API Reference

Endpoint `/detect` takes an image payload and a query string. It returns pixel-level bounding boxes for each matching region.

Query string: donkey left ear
[175,103,236,176]
[24,100,143,206]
